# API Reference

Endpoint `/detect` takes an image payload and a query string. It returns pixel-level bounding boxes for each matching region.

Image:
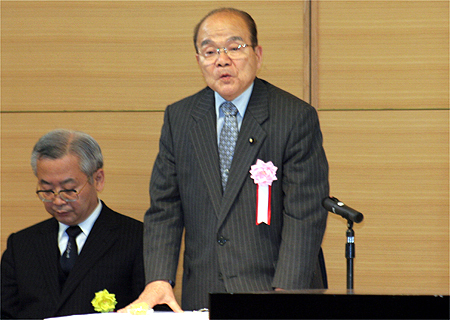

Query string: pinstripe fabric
[1,202,145,319]
[144,78,329,310]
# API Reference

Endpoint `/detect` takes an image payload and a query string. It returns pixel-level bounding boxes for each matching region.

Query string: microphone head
[322,196,364,223]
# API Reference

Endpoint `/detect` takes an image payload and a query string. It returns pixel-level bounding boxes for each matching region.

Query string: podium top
[209,290,449,319]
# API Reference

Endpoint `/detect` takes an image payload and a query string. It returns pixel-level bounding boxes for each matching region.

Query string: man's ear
[196,53,201,65]
[93,169,105,192]
[254,45,263,70]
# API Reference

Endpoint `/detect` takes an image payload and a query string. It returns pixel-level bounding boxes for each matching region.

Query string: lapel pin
[249,137,256,144]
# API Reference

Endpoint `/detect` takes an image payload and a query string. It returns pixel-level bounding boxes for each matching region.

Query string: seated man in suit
[1,129,145,319]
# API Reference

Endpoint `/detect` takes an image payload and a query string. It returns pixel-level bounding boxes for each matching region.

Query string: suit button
[217,236,227,246]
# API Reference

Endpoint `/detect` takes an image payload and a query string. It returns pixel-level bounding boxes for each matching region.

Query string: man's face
[36,154,104,226]
[195,12,263,101]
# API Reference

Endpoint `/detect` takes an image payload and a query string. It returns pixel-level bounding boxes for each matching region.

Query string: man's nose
[216,50,232,66]
[52,193,68,205]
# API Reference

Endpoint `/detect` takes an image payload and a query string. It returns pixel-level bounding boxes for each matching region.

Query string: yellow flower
[91,289,117,313]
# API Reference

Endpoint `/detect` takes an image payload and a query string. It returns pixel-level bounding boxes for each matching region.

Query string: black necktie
[60,226,82,274]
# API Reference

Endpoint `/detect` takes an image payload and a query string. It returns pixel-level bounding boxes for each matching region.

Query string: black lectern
[209,290,449,319]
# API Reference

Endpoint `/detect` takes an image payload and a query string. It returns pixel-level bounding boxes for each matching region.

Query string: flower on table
[91,289,117,313]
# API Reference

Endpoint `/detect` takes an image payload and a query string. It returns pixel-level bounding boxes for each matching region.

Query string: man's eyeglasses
[36,180,89,202]
[199,43,250,63]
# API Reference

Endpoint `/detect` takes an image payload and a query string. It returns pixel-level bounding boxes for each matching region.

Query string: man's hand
[118,280,183,313]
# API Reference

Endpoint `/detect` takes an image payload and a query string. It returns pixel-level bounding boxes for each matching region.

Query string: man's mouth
[54,208,71,215]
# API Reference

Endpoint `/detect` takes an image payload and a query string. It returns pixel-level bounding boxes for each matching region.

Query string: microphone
[322,197,364,223]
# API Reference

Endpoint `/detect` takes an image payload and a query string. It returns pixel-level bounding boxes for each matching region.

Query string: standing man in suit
[121,7,329,312]
[1,129,145,319]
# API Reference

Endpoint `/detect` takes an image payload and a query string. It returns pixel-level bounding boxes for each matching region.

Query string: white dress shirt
[58,200,102,255]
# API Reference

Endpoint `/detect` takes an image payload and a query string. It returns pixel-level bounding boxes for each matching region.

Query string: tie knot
[66,226,82,238]
[221,102,238,117]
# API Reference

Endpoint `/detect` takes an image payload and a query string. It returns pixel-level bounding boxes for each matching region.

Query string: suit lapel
[190,89,223,219]
[36,219,62,304]
[218,79,269,226]
[57,204,118,308]
[189,80,269,225]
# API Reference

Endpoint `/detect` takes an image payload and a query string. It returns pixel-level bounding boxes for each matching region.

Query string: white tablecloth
[45,311,209,320]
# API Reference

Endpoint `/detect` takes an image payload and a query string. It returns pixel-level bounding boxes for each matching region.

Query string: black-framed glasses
[36,180,89,202]
[199,42,250,63]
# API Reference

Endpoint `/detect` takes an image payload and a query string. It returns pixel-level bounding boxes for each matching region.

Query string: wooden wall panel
[316,0,449,110]
[1,1,305,112]
[320,110,449,294]
[1,0,449,308]
[316,0,449,294]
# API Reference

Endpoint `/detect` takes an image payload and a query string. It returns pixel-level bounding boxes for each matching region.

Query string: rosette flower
[250,159,278,186]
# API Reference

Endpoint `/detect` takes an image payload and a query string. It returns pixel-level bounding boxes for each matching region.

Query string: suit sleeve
[130,223,146,299]
[143,106,184,285]
[1,234,20,319]
[272,104,329,289]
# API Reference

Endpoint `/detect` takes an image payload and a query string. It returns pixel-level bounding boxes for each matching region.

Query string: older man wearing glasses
[1,129,145,319]
[121,7,329,313]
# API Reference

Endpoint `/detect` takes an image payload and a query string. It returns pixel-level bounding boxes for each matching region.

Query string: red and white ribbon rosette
[249,159,278,225]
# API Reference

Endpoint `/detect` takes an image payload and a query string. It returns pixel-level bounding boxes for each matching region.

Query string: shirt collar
[58,199,102,237]
[215,82,254,118]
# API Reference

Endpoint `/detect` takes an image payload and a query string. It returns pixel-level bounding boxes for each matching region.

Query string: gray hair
[31,129,103,180]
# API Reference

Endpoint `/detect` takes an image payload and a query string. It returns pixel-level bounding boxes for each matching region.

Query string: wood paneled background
[2,0,448,305]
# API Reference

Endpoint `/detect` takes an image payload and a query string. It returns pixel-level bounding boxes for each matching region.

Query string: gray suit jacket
[1,202,145,319]
[144,78,329,310]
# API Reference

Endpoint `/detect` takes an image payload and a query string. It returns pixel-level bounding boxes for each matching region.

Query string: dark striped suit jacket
[144,78,329,310]
[1,201,145,319]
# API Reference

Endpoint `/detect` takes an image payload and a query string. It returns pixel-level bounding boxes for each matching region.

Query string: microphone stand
[346,220,355,293]
[322,196,363,293]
